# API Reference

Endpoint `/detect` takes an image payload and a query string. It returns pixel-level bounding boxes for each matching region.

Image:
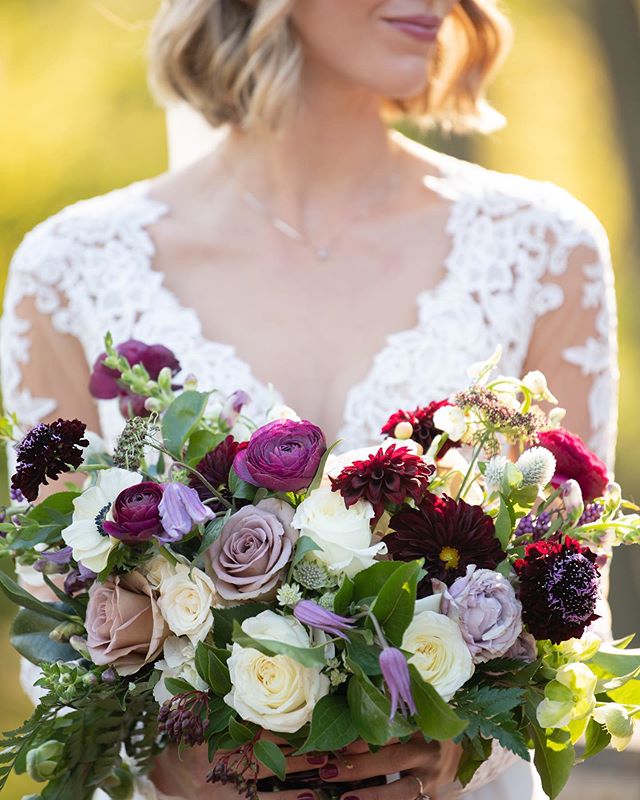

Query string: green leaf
[589,646,640,678]
[0,571,74,622]
[211,603,271,648]
[308,441,341,493]
[369,560,421,646]
[10,607,76,665]
[333,575,354,615]
[352,561,406,602]
[582,719,611,761]
[254,739,287,780]
[292,536,321,567]
[162,391,210,457]
[295,695,359,754]
[347,673,414,746]
[527,716,575,800]
[232,620,327,668]
[163,677,198,696]
[608,678,640,705]
[186,430,226,467]
[495,496,514,549]
[457,736,492,788]
[345,638,382,676]
[453,684,529,760]
[229,717,255,744]
[196,511,230,557]
[409,666,467,741]
[228,468,258,502]
[206,698,236,736]
[195,642,231,696]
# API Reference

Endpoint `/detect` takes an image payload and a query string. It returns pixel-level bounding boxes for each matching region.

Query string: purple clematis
[293,600,356,639]
[379,647,417,720]
[158,482,215,543]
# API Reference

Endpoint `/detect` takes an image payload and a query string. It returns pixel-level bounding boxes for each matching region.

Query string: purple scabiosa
[158,690,209,747]
[158,482,214,543]
[293,600,356,639]
[11,419,89,501]
[379,647,417,720]
[514,536,600,643]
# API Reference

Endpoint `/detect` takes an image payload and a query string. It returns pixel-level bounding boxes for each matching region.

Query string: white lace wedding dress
[1,121,618,800]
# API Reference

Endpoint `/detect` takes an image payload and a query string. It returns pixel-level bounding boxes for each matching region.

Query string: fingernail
[306,755,326,766]
[297,793,315,800]
[343,795,360,800]
[320,763,339,779]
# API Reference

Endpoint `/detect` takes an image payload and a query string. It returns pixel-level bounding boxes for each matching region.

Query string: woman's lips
[383,15,442,42]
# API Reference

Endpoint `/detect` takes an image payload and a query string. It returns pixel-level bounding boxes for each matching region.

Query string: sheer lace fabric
[2,151,618,800]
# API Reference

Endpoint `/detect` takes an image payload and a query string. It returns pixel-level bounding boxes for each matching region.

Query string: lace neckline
[134,165,466,444]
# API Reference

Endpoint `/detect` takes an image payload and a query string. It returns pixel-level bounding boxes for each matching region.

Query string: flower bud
[26,740,64,782]
[548,407,567,427]
[69,635,90,659]
[144,397,163,413]
[157,366,174,392]
[593,704,635,751]
[523,370,557,403]
[102,765,136,800]
[393,421,414,440]
[516,447,556,488]
[49,621,85,643]
[183,373,198,391]
[561,479,584,524]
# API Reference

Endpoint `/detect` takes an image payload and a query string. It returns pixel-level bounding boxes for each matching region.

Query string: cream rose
[291,487,385,577]
[224,610,329,733]
[153,636,208,705]
[402,609,474,701]
[157,565,217,644]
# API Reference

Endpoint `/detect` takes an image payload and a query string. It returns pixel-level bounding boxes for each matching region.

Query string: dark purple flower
[189,436,243,509]
[89,339,181,419]
[158,691,209,747]
[34,546,73,575]
[379,647,416,720]
[64,563,97,595]
[514,536,600,643]
[102,482,164,544]
[11,419,89,502]
[233,420,326,493]
[158,482,214,543]
[293,600,356,639]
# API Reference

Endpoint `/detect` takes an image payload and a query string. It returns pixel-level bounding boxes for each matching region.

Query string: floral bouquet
[0,337,639,800]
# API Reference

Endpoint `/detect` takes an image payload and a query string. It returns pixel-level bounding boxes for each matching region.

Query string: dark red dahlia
[11,419,89,501]
[189,436,245,510]
[381,400,460,458]
[514,536,600,644]
[330,443,434,522]
[537,428,608,502]
[89,339,181,419]
[386,492,506,596]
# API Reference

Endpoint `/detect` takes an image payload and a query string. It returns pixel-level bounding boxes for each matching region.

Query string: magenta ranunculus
[233,419,326,492]
[207,499,298,600]
[89,339,181,418]
[102,482,164,544]
[439,565,522,664]
[537,428,609,502]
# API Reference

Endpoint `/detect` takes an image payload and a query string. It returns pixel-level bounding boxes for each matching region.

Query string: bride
[1,1,618,799]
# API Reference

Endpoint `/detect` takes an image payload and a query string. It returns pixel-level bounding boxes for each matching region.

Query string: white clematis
[62,468,143,573]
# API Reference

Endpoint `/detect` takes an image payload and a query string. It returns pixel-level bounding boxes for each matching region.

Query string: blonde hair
[148,0,512,134]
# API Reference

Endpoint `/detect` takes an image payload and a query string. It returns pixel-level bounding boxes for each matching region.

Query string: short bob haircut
[148,0,512,134]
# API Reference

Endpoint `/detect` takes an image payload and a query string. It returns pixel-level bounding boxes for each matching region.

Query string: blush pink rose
[85,572,168,675]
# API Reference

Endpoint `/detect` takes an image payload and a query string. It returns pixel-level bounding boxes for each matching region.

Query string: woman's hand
[314,737,461,800]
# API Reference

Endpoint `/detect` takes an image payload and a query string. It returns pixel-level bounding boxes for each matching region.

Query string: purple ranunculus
[102,482,164,544]
[89,339,181,419]
[379,647,417,720]
[64,563,97,595]
[220,390,251,431]
[440,566,523,664]
[158,482,214,543]
[208,499,298,600]
[233,419,326,492]
[293,600,356,640]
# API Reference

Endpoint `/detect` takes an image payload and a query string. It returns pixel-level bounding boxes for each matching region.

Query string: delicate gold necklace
[222,157,400,262]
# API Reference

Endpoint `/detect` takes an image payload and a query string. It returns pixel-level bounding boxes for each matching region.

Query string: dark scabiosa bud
[379,647,417,720]
[158,691,209,747]
[293,600,356,639]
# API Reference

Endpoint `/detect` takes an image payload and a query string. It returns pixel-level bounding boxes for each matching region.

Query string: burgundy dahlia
[102,482,164,544]
[537,428,608,502]
[11,419,89,501]
[330,443,434,521]
[89,339,181,418]
[189,435,244,509]
[514,536,600,644]
[381,400,459,458]
[386,493,506,596]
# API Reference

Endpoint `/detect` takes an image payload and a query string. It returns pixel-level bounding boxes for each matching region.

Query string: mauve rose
[537,428,609,502]
[208,499,298,600]
[89,339,181,418]
[505,631,539,663]
[85,571,168,675]
[233,419,326,492]
[102,482,164,544]
[440,566,522,664]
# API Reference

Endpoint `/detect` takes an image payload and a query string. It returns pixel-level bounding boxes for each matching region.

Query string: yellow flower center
[439,546,460,570]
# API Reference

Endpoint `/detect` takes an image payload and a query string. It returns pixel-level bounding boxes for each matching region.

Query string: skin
[19,1,605,798]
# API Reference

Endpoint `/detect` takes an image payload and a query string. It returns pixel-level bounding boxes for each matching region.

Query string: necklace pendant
[316,246,330,261]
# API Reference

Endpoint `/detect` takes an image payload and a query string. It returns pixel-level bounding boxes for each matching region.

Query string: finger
[339,775,431,800]
[320,741,439,783]
[257,752,328,778]
[261,789,322,800]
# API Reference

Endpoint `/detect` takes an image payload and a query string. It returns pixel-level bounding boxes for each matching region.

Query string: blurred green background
[1,1,639,797]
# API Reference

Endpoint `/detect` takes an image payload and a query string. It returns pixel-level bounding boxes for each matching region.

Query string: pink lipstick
[383,14,442,42]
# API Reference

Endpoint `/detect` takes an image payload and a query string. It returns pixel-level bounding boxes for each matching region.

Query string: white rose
[142,554,178,591]
[402,610,474,701]
[224,610,329,733]
[62,468,143,573]
[157,565,217,644]
[153,636,208,705]
[292,487,386,577]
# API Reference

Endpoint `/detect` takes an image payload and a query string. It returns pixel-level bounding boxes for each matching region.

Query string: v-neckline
[131,159,466,443]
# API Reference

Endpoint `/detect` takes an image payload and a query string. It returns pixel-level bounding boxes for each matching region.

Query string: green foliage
[347,672,414,746]
[195,642,231,696]
[368,560,421,646]
[454,685,529,760]
[231,620,327,668]
[161,391,210,458]
[254,739,286,780]
[408,666,468,741]
[10,607,77,665]
[295,695,358,754]
[210,603,271,648]
[0,573,74,623]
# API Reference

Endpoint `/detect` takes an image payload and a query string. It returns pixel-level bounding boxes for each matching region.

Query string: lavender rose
[208,499,298,600]
[505,631,539,663]
[233,420,326,492]
[85,571,168,675]
[440,566,523,664]
[102,482,164,544]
